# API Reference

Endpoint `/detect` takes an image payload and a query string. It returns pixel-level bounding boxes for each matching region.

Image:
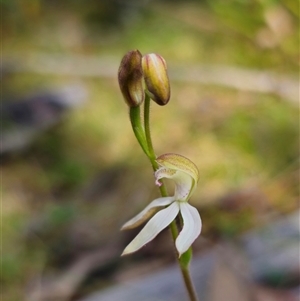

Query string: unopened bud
[142,53,170,106]
[118,50,144,107]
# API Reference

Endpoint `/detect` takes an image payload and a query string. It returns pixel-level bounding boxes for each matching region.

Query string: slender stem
[144,93,156,161]
[180,268,199,301]
[143,95,199,301]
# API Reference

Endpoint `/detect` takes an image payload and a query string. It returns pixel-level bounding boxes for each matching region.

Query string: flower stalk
[144,93,156,162]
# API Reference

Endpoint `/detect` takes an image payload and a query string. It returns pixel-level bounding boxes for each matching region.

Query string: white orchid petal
[122,202,180,256]
[176,202,202,257]
[173,173,194,201]
[121,197,175,230]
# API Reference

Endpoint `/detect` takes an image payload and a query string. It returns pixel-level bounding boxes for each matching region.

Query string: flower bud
[142,53,170,106]
[118,50,144,107]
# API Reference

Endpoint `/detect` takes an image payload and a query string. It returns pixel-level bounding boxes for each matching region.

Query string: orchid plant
[118,50,201,301]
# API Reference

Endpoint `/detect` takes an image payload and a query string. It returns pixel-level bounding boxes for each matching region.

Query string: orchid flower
[121,153,201,257]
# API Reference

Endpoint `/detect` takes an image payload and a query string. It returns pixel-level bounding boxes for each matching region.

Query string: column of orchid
[118,50,201,301]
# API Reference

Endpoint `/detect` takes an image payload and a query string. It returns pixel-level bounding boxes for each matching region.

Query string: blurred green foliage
[215,96,298,173]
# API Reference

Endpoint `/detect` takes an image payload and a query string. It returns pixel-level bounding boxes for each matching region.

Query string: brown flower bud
[142,53,170,106]
[118,50,144,107]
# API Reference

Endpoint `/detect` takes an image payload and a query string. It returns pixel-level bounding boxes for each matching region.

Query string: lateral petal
[122,202,179,255]
[176,202,202,257]
[121,197,175,230]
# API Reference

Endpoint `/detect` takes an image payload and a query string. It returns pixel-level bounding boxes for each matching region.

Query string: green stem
[143,94,199,301]
[144,93,156,161]
[129,106,150,157]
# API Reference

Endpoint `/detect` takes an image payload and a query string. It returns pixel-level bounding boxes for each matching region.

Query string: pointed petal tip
[121,245,137,256]
[121,250,129,257]
[120,222,131,231]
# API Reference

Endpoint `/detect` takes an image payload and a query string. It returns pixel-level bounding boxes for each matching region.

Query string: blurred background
[2,0,299,300]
